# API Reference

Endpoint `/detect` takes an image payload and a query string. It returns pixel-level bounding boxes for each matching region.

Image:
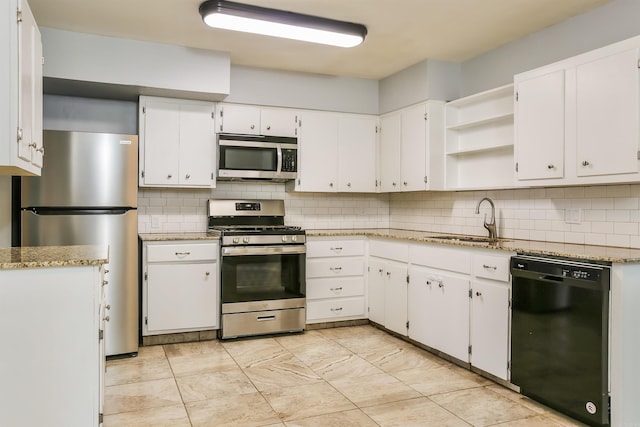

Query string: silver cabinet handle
[329,182,334,187]
[403,181,408,186]
[175,251,191,256]
[330,307,343,312]
[438,283,444,288]
[482,264,497,270]
[329,267,342,272]
[205,271,210,276]
[330,287,343,291]
[185,174,191,179]
[250,124,255,130]
[392,182,397,187]
[104,315,110,322]
[582,160,590,166]
[330,247,343,252]
[257,315,276,321]
[547,164,554,169]
[476,291,482,297]
[167,174,172,179]
[386,271,391,277]
[105,305,111,310]
[347,182,351,187]
[266,125,271,130]
[378,268,383,273]
[104,269,109,274]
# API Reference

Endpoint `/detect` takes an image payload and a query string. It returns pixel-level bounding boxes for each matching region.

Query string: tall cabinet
[0,0,43,176]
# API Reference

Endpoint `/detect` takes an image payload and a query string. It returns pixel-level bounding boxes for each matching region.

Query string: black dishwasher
[510,254,610,427]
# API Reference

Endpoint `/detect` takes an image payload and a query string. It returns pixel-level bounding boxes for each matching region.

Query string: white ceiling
[28,0,612,80]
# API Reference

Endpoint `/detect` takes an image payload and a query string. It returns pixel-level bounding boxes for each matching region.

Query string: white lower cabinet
[408,266,470,362]
[306,237,367,323]
[0,264,105,426]
[368,239,409,336]
[142,240,219,335]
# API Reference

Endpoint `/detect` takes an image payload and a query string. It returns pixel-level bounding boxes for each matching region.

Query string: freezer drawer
[21,209,139,356]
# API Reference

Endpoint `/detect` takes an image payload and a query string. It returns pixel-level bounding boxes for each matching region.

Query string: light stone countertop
[307,228,640,263]
[138,232,220,242]
[0,245,109,270]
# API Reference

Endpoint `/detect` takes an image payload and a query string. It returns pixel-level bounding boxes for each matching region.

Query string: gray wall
[460,0,640,95]
[43,95,137,134]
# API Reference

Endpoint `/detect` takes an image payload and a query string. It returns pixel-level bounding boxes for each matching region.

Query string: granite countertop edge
[306,228,640,263]
[0,245,109,270]
[135,229,640,263]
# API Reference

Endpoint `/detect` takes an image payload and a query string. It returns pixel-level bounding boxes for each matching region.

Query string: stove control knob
[243,237,250,244]
[233,237,240,244]
[291,236,297,242]
[282,236,288,242]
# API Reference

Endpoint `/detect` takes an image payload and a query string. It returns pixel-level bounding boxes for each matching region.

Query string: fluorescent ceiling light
[198,0,367,48]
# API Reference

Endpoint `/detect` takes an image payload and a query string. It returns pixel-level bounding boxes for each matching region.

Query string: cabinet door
[219,104,261,134]
[147,262,218,332]
[383,261,408,336]
[407,267,440,348]
[338,116,377,192]
[367,259,386,325]
[178,102,215,186]
[297,111,338,191]
[576,48,640,177]
[260,107,298,137]
[17,0,42,167]
[379,113,402,192]
[470,281,509,380]
[400,104,427,191]
[141,99,180,185]
[438,273,470,362]
[515,70,565,180]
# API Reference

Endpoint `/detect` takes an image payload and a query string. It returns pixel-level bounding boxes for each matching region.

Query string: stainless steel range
[207,199,306,339]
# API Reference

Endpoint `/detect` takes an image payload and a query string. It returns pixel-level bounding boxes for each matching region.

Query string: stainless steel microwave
[217,134,298,181]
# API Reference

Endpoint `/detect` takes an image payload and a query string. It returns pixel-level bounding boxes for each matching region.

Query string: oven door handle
[222,245,306,256]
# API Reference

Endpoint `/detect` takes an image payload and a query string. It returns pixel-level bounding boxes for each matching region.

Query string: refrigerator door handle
[24,208,133,215]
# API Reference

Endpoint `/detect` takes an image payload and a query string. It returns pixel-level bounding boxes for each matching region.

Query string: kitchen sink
[426,235,511,244]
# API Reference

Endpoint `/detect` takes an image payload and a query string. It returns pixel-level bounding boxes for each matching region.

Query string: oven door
[221,245,306,307]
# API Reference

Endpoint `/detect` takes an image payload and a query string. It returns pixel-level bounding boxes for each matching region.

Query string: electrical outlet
[151,215,161,229]
[565,208,582,224]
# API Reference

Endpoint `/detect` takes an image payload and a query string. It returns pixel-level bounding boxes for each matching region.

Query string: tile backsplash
[138,182,640,249]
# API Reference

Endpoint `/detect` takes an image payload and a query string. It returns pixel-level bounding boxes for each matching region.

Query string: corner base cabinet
[0,264,105,427]
[142,240,220,335]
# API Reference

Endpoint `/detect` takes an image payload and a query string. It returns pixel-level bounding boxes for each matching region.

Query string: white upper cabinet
[515,37,640,186]
[575,49,639,177]
[0,0,43,176]
[139,96,216,188]
[217,103,298,137]
[514,71,565,180]
[293,110,377,193]
[379,101,445,192]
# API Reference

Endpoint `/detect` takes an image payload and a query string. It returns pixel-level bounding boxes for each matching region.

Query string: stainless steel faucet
[475,197,497,241]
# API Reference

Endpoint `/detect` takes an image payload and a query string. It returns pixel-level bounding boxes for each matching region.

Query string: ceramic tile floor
[104,325,586,427]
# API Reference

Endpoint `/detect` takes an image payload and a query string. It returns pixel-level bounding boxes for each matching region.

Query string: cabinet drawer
[306,277,365,300]
[473,254,510,282]
[307,297,366,321]
[306,239,365,258]
[409,244,472,274]
[146,243,218,262]
[306,259,364,278]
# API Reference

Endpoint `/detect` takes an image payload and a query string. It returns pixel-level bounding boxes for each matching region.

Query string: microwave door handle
[276,145,283,175]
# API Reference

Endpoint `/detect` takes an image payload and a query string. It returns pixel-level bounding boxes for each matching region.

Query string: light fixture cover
[199,0,367,48]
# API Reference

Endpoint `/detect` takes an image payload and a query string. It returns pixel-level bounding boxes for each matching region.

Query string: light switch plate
[565,208,582,224]
[151,215,161,229]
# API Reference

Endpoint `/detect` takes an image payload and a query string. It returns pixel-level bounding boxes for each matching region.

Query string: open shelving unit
[445,84,515,190]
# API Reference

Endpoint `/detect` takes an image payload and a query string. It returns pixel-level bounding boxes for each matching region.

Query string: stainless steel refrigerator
[21,130,139,357]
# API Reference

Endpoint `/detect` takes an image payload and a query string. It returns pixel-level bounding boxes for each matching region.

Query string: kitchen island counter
[307,228,640,263]
[0,245,108,270]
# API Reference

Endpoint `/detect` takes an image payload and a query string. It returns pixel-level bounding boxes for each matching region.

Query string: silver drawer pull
[476,291,482,297]
[329,267,342,272]
[175,252,191,256]
[330,307,343,312]
[330,247,343,251]
[257,315,276,321]
[482,264,497,270]
[330,287,343,292]
[438,283,444,288]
